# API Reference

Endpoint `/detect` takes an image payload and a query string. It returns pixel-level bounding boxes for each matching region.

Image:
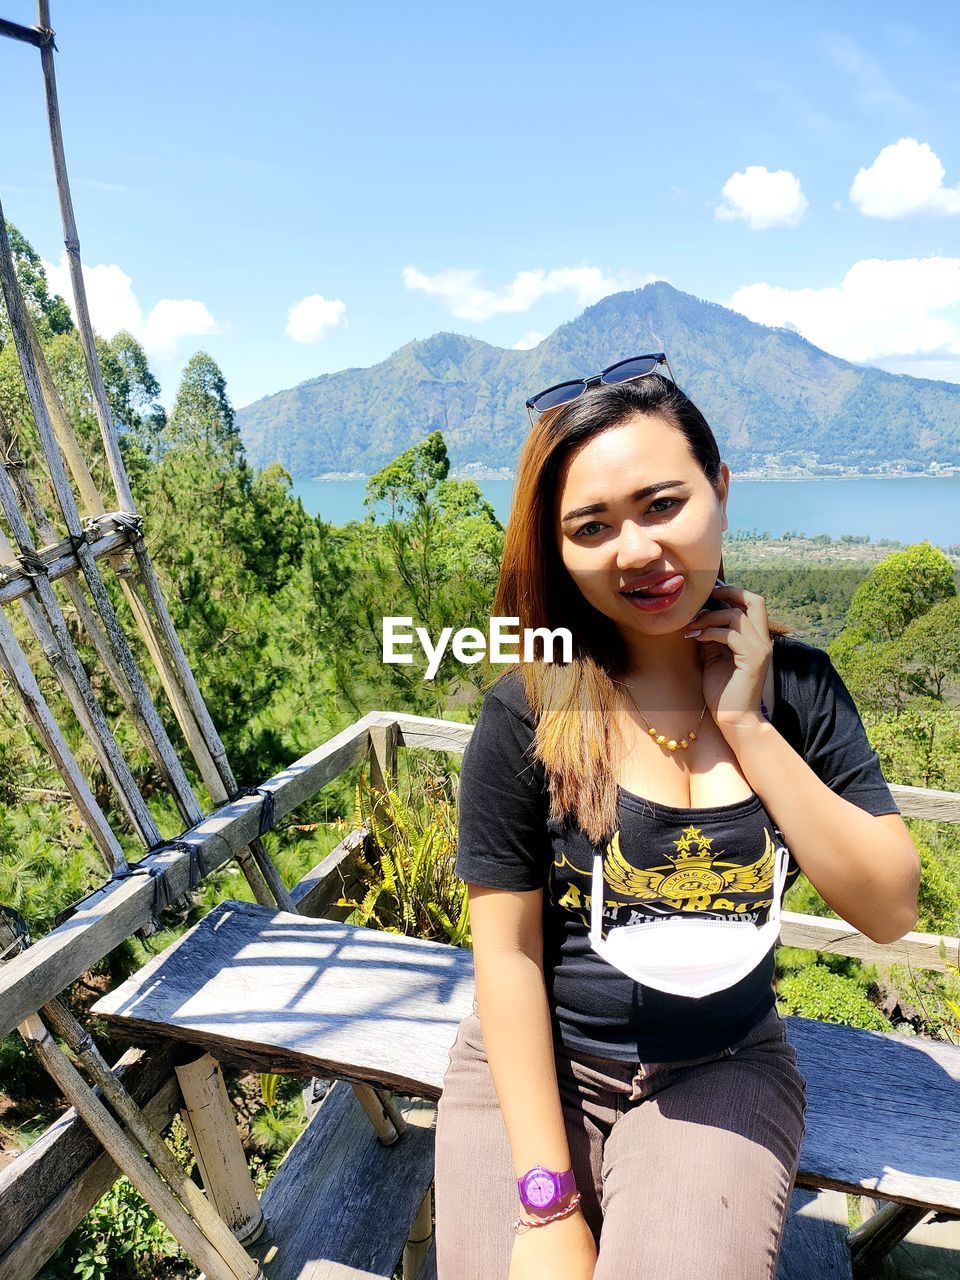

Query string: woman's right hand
[507,1207,598,1280]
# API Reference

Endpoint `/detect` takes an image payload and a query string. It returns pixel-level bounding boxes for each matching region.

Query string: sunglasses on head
[525,352,677,418]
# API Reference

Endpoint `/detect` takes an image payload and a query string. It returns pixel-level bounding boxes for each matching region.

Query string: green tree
[898,598,960,700]
[0,223,73,343]
[106,331,167,461]
[165,351,242,463]
[842,543,957,642]
[364,430,449,520]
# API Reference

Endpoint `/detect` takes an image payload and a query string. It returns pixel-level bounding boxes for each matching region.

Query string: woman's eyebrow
[561,480,686,525]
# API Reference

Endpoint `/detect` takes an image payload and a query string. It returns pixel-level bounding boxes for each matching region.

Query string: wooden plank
[785,1014,960,1213]
[0,714,381,1040]
[391,711,473,755]
[254,1083,436,1280]
[93,915,960,1213]
[92,900,476,1099]
[887,783,960,824]
[777,1187,852,1280]
[780,912,960,975]
[290,828,369,918]
[0,1046,184,1279]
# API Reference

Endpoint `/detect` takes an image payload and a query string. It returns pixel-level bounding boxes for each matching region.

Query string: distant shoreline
[305,467,960,483]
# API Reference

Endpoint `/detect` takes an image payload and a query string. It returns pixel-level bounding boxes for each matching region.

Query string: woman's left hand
[684,583,772,738]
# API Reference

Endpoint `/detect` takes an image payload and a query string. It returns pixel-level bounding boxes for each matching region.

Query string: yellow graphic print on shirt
[553,824,778,930]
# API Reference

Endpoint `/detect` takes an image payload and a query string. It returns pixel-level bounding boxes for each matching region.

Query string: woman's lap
[434,1005,807,1280]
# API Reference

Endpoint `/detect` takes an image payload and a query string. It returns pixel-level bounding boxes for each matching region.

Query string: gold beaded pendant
[628,692,707,752]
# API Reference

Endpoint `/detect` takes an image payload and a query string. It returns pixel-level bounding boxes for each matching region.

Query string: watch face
[524,1171,557,1208]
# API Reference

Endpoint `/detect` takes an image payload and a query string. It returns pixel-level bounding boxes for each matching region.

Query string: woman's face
[554,412,730,638]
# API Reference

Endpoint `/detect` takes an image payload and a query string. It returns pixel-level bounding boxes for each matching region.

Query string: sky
[3,0,960,409]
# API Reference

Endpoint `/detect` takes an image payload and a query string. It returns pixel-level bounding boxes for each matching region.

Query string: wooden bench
[93,899,960,1279]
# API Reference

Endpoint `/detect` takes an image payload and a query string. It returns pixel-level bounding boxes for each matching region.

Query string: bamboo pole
[38,1001,262,1273]
[0,911,257,1279]
[0,434,249,910]
[18,1011,260,1280]
[0,421,191,793]
[32,0,233,783]
[0,482,160,847]
[32,6,292,912]
[175,1055,265,1244]
[402,1188,434,1280]
[0,202,203,829]
[0,419,130,692]
[0,603,125,872]
[13,325,230,803]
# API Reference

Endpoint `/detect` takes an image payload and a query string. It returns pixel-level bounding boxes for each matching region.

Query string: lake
[291,474,960,549]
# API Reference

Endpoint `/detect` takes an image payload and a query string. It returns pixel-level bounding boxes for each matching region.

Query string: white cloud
[513,330,546,350]
[401,265,657,322]
[850,138,960,218]
[715,166,809,229]
[43,254,219,359]
[729,257,960,373]
[285,294,347,344]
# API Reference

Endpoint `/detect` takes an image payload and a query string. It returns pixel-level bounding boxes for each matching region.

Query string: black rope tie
[143,838,209,896]
[17,549,48,579]
[67,529,89,556]
[111,512,146,544]
[230,786,276,839]
[53,841,203,929]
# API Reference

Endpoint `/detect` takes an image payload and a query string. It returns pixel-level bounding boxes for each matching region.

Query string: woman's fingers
[710,584,768,634]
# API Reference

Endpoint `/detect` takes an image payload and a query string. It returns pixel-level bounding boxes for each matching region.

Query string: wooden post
[403,1186,434,1280]
[0,911,260,1279]
[18,1014,259,1280]
[176,1054,265,1244]
[368,721,400,797]
[350,1082,401,1145]
[40,1000,260,1280]
[848,1198,927,1277]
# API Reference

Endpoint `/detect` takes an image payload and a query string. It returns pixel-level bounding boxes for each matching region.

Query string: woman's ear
[717,462,731,534]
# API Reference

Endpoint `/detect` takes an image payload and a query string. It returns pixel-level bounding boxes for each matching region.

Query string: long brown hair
[486,373,791,844]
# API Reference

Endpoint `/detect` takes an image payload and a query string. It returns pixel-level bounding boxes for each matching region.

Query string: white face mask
[589,838,791,999]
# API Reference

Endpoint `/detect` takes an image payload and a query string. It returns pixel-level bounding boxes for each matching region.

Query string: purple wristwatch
[517,1165,577,1213]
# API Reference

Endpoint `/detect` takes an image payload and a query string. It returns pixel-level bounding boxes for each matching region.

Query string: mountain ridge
[237,283,960,478]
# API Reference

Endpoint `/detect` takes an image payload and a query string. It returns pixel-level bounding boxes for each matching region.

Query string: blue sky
[3,0,960,409]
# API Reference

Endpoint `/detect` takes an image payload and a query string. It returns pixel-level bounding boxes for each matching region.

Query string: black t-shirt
[454,634,901,1063]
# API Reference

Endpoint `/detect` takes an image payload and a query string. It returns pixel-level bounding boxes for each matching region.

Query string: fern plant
[335,759,471,948]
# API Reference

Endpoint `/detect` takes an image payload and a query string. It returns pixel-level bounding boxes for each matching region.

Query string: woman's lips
[620,574,685,612]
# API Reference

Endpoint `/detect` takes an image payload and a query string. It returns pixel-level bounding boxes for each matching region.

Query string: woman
[433,357,920,1280]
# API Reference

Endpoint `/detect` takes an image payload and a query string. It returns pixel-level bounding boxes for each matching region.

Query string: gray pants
[434,1001,807,1279]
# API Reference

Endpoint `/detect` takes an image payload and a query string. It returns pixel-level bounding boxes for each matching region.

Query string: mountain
[236,283,960,478]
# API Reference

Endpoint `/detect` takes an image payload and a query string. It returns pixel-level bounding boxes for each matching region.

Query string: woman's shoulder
[773,630,832,682]
[481,665,537,727]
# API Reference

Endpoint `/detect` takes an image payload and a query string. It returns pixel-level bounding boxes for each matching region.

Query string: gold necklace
[618,681,708,753]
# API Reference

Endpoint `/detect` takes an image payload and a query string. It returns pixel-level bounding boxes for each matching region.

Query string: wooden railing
[0,708,957,1279]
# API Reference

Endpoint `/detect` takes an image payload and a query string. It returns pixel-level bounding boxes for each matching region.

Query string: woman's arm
[727,720,920,943]
[468,883,597,1279]
[469,883,573,1176]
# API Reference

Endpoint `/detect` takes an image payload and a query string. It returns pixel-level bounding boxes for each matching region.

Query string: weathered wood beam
[0,1043,183,1273]
[0,513,142,606]
[780,912,960,975]
[887,783,960,824]
[290,826,370,917]
[0,17,51,47]
[0,713,385,1039]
